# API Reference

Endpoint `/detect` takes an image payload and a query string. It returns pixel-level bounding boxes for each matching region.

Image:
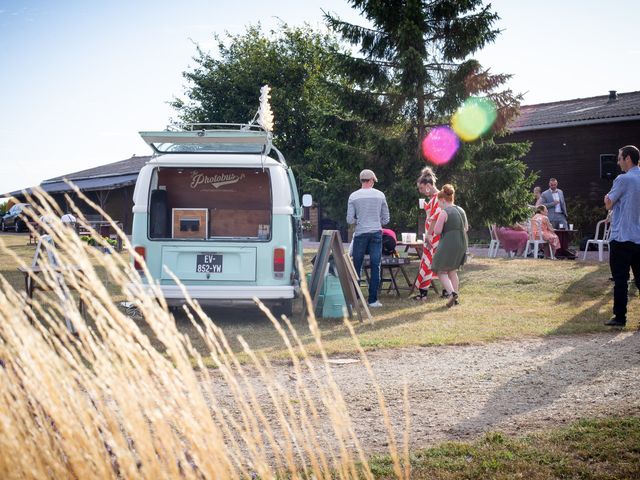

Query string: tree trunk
[416,92,425,160]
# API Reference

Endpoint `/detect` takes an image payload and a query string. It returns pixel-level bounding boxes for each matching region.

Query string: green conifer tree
[323,0,535,231]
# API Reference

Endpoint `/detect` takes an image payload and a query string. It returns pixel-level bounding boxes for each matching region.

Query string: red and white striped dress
[414,196,442,290]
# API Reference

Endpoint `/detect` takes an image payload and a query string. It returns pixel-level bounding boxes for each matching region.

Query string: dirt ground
[202,331,640,454]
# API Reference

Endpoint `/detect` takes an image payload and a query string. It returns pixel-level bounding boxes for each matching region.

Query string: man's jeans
[609,240,640,321]
[351,231,382,304]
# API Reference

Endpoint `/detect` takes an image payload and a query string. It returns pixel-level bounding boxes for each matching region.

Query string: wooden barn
[502,90,640,210]
[5,155,151,234]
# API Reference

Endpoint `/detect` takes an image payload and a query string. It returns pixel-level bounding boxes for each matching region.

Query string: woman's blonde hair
[536,204,546,214]
[437,184,455,203]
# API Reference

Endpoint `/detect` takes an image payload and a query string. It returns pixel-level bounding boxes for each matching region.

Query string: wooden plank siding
[48,186,135,234]
[500,120,640,206]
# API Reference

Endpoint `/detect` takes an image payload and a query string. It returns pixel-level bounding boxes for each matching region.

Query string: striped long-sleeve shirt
[346,187,390,236]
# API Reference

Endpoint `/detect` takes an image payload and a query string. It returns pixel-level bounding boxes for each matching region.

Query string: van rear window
[156,143,266,154]
[148,167,272,240]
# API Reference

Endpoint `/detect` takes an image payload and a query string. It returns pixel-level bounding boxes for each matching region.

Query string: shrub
[0,190,408,479]
[79,235,117,248]
[567,196,607,239]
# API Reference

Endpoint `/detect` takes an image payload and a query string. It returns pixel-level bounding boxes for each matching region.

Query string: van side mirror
[302,194,312,208]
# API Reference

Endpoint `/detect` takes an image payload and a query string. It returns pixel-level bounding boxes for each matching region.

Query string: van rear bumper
[162,284,295,299]
[131,284,296,306]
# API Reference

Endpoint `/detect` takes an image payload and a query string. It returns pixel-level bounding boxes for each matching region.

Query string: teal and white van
[131,124,310,314]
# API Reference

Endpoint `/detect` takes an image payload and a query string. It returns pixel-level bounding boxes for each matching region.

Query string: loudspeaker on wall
[600,154,620,180]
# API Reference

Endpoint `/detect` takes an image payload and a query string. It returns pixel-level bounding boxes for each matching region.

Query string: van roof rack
[139,123,274,157]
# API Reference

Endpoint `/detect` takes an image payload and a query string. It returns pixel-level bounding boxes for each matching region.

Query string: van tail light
[133,246,146,271]
[273,248,285,278]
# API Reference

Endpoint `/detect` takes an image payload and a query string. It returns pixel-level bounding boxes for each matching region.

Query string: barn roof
[5,155,150,197]
[509,90,640,132]
[43,155,151,182]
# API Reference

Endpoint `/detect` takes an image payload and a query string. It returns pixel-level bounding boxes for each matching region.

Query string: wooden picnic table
[396,240,424,258]
[555,228,577,259]
[395,241,444,296]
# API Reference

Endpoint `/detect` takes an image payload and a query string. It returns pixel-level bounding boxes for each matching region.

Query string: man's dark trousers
[351,231,382,304]
[609,240,640,322]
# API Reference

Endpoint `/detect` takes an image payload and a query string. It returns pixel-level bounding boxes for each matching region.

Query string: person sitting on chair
[532,205,560,257]
[495,223,529,257]
[381,228,397,257]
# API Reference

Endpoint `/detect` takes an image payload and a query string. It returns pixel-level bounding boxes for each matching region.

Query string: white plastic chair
[487,224,501,258]
[524,218,554,260]
[583,219,611,261]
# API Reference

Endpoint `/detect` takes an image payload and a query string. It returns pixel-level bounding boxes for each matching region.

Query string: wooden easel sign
[305,230,371,322]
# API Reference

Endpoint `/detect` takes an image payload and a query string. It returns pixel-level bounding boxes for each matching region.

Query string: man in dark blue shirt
[604,145,640,327]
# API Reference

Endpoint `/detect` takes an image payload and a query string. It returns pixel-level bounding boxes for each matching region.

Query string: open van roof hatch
[139,123,275,157]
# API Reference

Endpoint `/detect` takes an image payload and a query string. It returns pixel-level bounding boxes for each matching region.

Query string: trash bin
[321,274,347,318]
[307,272,347,318]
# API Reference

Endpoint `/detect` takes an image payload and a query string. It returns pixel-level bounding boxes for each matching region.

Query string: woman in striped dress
[413,167,441,300]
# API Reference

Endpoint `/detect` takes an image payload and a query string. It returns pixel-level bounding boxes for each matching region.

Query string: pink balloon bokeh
[421,126,460,165]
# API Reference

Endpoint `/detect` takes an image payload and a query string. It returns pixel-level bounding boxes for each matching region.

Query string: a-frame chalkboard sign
[304,230,371,322]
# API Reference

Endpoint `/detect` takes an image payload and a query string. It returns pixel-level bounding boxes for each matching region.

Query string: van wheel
[272,300,293,318]
[168,304,190,317]
[0,220,5,232]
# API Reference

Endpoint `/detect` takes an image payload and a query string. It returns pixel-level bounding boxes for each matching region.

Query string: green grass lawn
[0,232,124,298]
[3,233,639,478]
[368,416,640,479]
[193,246,635,362]
[1,233,636,363]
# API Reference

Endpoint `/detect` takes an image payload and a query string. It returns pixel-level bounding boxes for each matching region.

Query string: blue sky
[1,0,638,197]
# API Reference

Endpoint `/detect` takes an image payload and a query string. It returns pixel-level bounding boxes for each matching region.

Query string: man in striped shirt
[347,169,390,307]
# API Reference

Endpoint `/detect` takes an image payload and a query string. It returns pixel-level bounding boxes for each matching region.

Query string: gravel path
[203,331,640,454]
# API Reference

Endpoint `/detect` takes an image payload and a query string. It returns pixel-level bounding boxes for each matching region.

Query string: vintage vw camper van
[131,124,309,314]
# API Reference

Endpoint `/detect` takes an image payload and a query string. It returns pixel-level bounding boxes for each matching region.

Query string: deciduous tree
[171,25,343,190]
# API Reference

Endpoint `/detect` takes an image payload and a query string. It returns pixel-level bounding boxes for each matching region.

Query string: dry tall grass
[0,189,409,479]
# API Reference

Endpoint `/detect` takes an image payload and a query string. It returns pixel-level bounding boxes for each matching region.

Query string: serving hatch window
[148,167,272,240]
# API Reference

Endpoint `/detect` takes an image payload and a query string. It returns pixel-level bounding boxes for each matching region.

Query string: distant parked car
[1,203,32,232]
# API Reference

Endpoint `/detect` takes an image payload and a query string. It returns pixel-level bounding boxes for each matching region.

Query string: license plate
[196,254,223,273]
